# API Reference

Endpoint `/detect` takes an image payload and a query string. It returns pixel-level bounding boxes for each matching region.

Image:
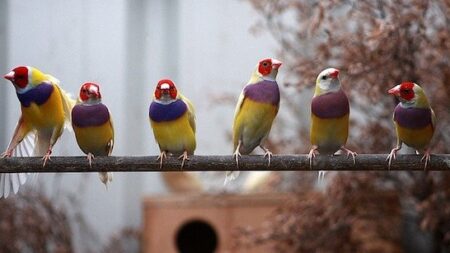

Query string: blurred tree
[101,228,141,253]
[0,190,73,253]
[248,0,449,154]
[237,0,450,252]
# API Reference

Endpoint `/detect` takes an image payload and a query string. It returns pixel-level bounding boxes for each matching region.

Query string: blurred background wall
[0,0,280,249]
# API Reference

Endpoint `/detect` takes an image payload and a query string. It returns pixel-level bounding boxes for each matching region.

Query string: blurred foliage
[0,186,141,253]
[236,172,403,252]
[235,171,450,252]
[101,228,141,253]
[0,190,73,253]
[239,0,450,252]
[249,0,450,154]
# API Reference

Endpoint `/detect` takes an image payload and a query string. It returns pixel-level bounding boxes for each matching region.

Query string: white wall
[1,0,279,250]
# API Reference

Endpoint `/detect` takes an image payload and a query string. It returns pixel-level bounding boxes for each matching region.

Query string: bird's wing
[107,110,115,155]
[180,94,196,133]
[233,88,246,120]
[47,74,76,130]
[232,88,248,149]
[431,108,436,130]
[0,132,36,198]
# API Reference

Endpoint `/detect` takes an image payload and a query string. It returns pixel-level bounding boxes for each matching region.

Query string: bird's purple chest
[244,81,280,106]
[149,99,188,122]
[394,105,432,129]
[72,103,110,128]
[17,83,54,107]
[311,89,349,118]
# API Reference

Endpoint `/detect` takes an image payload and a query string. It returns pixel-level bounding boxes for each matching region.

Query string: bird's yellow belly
[21,90,65,130]
[74,123,114,156]
[396,124,433,150]
[150,113,196,154]
[233,100,278,153]
[310,114,349,153]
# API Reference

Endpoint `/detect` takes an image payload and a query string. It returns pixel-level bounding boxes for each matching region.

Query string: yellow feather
[74,121,114,156]
[179,94,196,133]
[310,114,349,154]
[395,123,434,150]
[233,98,278,153]
[151,112,196,154]
[21,84,66,131]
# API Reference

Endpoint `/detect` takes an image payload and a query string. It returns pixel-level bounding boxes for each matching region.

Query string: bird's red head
[4,66,29,88]
[79,82,101,101]
[155,79,177,100]
[388,82,415,101]
[258,58,282,76]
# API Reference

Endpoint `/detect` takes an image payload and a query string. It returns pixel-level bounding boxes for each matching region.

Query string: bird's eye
[263,62,268,66]
[322,75,327,80]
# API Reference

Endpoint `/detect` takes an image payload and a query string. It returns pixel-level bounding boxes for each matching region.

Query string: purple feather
[149,99,187,122]
[311,89,349,118]
[394,105,432,129]
[72,103,110,128]
[17,83,54,107]
[244,80,280,106]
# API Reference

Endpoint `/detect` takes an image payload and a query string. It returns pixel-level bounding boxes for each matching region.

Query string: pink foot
[178,151,190,169]
[87,153,95,167]
[157,151,167,169]
[308,146,318,169]
[42,149,52,167]
[232,149,242,168]
[386,146,400,170]
[1,149,12,158]
[341,146,357,164]
[421,149,431,170]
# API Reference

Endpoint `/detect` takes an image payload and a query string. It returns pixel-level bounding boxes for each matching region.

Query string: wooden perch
[0,154,448,173]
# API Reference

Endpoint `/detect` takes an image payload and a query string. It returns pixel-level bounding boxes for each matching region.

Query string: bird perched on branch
[149,79,202,192]
[1,66,75,198]
[387,82,435,169]
[72,83,114,187]
[226,58,282,184]
[308,68,356,181]
[149,79,196,169]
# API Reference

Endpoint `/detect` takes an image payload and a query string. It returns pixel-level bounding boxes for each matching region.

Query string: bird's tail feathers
[224,171,240,185]
[99,172,113,189]
[317,171,326,185]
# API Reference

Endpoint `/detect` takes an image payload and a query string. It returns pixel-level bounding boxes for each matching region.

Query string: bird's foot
[178,151,190,169]
[1,149,12,158]
[157,151,167,169]
[42,149,53,167]
[264,150,273,167]
[232,149,242,168]
[386,147,400,170]
[87,153,95,167]
[308,146,318,169]
[259,145,273,167]
[341,146,357,164]
[421,149,431,170]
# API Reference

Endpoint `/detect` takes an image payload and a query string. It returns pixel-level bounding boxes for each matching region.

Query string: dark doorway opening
[176,219,218,253]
